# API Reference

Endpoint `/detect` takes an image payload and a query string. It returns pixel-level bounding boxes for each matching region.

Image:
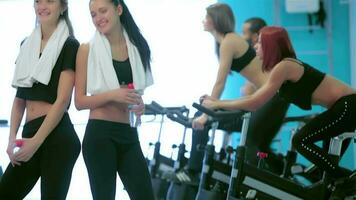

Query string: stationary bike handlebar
[144,101,189,116]
[166,111,193,128]
[144,103,162,115]
[192,103,247,121]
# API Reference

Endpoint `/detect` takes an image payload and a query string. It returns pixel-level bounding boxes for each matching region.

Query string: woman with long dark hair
[0,0,80,199]
[75,0,154,199]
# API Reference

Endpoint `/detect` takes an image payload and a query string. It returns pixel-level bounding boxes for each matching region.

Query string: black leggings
[82,119,154,200]
[244,94,290,165]
[188,94,290,171]
[0,113,80,200]
[292,94,356,179]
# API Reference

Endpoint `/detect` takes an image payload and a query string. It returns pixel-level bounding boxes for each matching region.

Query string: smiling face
[89,0,122,35]
[34,0,64,26]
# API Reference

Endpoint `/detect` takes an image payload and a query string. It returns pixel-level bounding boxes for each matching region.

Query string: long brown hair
[59,0,74,36]
[206,3,235,57]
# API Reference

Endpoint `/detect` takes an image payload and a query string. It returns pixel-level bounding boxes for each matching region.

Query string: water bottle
[128,83,142,127]
[13,139,24,154]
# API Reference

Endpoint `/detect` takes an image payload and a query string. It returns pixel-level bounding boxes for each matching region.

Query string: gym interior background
[0,0,355,199]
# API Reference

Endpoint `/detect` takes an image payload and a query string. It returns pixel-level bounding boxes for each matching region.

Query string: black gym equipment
[144,102,190,200]
[192,103,250,200]
[194,103,356,200]
[165,103,251,200]
[164,109,200,200]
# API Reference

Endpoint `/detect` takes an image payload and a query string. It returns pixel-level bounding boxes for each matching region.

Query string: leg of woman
[82,120,118,200]
[245,94,289,172]
[292,95,356,179]
[117,142,154,200]
[40,115,80,200]
[0,117,44,200]
[0,153,41,199]
[187,111,209,173]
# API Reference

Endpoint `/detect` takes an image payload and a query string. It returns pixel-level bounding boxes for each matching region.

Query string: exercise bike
[144,101,190,199]
[192,103,250,200]
[167,105,241,200]
[195,103,356,200]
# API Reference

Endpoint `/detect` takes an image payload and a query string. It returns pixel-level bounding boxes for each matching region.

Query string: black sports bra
[230,46,256,72]
[112,58,133,85]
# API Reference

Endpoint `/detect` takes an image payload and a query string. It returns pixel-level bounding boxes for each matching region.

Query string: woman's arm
[240,81,256,96]
[14,69,75,162]
[9,98,25,141]
[74,44,139,110]
[7,97,26,165]
[210,38,235,98]
[192,37,236,129]
[204,62,289,111]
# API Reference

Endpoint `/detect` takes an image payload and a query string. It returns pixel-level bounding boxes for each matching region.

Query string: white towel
[12,20,69,88]
[87,30,153,95]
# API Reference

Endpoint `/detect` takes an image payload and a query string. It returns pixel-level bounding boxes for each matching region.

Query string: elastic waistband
[24,112,70,131]
[87,119,133,129]
[85,119,138,143]
[335,93,356,105]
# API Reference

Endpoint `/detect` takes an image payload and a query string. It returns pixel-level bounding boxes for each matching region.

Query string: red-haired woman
[202,26,356,180]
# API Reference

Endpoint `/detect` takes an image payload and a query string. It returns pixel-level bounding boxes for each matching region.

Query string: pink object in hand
[15,140,24,147]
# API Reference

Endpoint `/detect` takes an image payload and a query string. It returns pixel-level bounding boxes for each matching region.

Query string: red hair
[259,26,296,72]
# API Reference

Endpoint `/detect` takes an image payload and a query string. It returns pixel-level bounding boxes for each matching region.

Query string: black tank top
[230,45,256,72]
[278,59,326,110]
[112,58,133,85]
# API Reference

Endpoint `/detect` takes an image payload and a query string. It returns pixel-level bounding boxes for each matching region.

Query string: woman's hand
[111,88,141,105]
[129,97,145,116]
[202,98,218,110]
[13,138,42,163]
[192,114,208,130]
[199,94,217,103]
[6,138,21,166]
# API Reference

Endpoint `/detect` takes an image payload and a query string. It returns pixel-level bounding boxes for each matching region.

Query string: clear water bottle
[129,104,141,127]
[128,83,142,128]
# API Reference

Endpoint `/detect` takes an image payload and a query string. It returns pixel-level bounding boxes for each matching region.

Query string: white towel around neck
[12,20,69,88]
[87,30,153,95]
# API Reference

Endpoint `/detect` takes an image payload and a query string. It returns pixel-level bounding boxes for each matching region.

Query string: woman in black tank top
[201,26,356,180]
